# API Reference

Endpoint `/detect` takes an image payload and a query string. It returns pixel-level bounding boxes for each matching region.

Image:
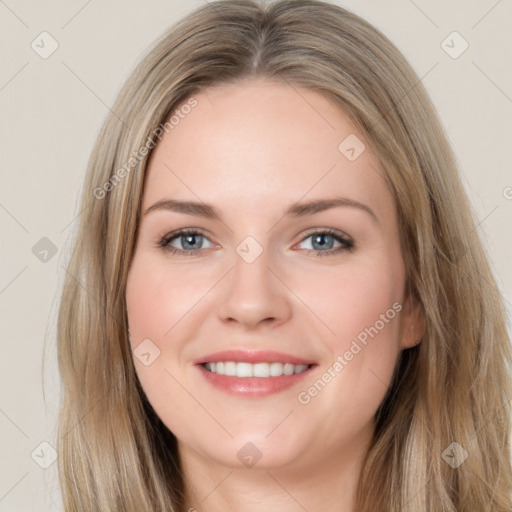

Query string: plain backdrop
[1,1,511,510]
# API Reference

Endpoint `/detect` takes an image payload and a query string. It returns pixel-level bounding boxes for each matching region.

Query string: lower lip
[196,364,317,398]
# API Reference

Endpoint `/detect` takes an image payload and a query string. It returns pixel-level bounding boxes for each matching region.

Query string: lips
[194,349,318,398]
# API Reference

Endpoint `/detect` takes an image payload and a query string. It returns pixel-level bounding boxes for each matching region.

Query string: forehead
[142,79,391,218]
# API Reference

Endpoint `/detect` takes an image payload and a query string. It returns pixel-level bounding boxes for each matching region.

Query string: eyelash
[158,228,354,257]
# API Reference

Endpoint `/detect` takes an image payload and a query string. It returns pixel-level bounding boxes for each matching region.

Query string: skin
[125,78,424,511]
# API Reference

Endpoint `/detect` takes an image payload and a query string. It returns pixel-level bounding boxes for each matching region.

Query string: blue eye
[159,228,353,256]
[296,230,354,256]
[159,229,215,255]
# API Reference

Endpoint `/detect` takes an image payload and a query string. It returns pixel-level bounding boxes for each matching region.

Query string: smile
[194,349,318,397]
[203,361,311,377]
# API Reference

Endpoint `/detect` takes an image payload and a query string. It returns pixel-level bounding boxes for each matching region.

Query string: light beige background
[1,1,511,510]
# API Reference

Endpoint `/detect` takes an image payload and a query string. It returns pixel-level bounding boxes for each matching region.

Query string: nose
[216,247,292,330]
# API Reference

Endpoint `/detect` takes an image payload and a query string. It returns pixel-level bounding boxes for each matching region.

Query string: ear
[399,291,425,349]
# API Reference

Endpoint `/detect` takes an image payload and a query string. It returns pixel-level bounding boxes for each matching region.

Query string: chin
[185,434,304,471]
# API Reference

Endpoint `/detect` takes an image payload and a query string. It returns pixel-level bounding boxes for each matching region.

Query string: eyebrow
[143,197,378,223]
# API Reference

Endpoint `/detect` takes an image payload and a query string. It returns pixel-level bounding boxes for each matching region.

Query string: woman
[56,1,512,510]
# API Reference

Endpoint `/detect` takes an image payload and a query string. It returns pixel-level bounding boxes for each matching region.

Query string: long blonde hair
[56,1,512,510]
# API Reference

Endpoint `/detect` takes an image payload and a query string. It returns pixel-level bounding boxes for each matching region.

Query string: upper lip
[193,349,316,366]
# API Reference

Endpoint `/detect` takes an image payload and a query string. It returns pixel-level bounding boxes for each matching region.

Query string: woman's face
[125,78,423,472]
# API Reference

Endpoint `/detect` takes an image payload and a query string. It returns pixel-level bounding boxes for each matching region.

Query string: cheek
[125,256,205,343]
[126,273,168,343]
[295,261,404,430]
[125,257,189,404]
[303,258,403,352]
[125,257,200,426]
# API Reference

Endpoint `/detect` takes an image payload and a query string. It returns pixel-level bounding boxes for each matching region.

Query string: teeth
[203,361,310,377]
[224,361,236,376]
[237,362,253,377]
[253,363,269,377]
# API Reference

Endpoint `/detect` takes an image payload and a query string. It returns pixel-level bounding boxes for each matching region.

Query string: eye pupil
[312,234,333,250]
[183,234,201,249]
